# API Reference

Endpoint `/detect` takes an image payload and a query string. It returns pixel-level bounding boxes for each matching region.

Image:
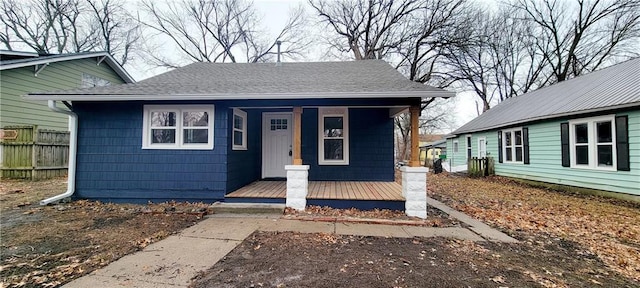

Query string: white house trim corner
[285,165,310,211]
[401,166,429,219]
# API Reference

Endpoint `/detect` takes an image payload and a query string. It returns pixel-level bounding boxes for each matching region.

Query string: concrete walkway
[63,199,517,288]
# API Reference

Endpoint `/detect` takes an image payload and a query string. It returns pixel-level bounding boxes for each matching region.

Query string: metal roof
[24,60,455,101]
[1,51,135,83]
[452,57,640,135]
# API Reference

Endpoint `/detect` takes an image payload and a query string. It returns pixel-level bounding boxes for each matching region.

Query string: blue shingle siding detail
[226,109,262,193]
[73,101,229,203]
[303,108,395,181]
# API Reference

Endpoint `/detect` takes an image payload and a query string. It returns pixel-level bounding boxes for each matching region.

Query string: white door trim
[261,112,293,178]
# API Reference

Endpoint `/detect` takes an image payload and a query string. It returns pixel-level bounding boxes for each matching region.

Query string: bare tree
[0,0,141,66]
[515,0,640,82]
[0,0,86,54]
[309,0,423,60]
[140,0,309,67]
[442,0,639,113]
[87,0,141,66]
[442,7,544,112]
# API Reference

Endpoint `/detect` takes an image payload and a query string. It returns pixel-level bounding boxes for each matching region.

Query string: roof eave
[24,90,456,101]
[1,52,135,84]
[451,102,640,136]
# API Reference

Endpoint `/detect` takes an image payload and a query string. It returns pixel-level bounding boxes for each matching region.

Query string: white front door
[262,113,292,178]
[478,137,487,158]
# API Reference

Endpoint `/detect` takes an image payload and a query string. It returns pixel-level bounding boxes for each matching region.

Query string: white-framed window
[318,107,349,165]
[232,108,247,150]
[142,105,214,150]
[466,135,472,159]
[453,140,459,153]
[502,128,523,163]
[569,115,616,170]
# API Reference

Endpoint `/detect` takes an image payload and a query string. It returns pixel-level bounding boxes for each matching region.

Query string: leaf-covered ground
[0,178,208,287]
[428,172,640,283]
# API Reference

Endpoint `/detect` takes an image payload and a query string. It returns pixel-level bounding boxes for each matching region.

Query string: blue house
[446,58,639,200]
[27,60,454,218]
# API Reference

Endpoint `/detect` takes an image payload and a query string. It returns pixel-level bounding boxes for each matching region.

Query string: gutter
[40,100,77,205]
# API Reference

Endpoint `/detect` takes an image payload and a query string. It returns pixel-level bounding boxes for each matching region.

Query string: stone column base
[401,166,429,219]
[285,165,310,211]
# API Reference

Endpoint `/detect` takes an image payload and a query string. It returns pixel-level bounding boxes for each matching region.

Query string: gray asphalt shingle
[27,60,451,99]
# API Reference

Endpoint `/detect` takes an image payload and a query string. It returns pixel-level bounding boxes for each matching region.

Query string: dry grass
[428,173,640,282]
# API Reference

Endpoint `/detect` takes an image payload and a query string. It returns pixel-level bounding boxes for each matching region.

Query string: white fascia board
[0,50,39,57]
[24,90,456,101]
[1,52,135,84]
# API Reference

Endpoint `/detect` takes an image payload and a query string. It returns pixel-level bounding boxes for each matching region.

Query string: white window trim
[142,105,214,150]
[453,140,459,153]
[318,107,349,165]
[477,136,486,158]
[568,115,616,171]
[502,127,523,163]
[232,108,248,150]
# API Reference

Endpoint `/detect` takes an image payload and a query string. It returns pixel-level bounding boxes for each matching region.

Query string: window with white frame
[232,109,247,150]
[142,105,214,150]
[453,140,459,153]
[569,115,616,170]
[318,107,349,165]
[502,128,523,163]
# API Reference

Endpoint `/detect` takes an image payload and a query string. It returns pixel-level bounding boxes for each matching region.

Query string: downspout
[40,100,77,205]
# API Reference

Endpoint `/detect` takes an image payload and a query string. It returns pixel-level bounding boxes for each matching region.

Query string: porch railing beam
[409,105,420,167]
[293,106,302,165]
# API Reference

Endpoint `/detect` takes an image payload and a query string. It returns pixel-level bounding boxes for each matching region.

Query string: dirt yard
[2,174,639,287]
[191,231,637,288]
[191,173,640,288]
[0,178,208,287]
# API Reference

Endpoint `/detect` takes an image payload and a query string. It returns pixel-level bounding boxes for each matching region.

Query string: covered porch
[226,180,404,210]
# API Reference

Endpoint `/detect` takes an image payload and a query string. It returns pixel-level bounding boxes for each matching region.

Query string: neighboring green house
[0,50,134,174]
[446,58,639,197]
[0,50,134,130]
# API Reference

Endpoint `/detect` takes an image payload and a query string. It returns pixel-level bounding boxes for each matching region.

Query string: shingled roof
[25,60,454,101]
[452,57,640,135]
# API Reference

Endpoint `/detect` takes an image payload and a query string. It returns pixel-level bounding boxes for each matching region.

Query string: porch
[225,180,405,210]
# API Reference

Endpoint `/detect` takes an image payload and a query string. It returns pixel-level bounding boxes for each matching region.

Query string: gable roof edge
[1,52,135,83]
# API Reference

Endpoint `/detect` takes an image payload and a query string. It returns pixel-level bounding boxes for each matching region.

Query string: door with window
[262,113,292,178]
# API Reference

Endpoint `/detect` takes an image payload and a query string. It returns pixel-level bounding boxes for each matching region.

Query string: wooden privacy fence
[468,157,495,177]
[1,125,69,180]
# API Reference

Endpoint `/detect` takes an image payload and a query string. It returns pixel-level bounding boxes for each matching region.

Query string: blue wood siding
[70,99,407,202]
[73,101,228,203]
[302,108,395,181]
[226,109,262,193]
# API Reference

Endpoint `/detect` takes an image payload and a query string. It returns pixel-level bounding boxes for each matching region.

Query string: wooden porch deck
[226,181,404,201]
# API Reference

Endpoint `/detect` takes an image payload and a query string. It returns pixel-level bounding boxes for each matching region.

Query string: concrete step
[210,202,286,215]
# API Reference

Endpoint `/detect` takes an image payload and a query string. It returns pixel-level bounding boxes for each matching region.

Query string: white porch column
[285,165,309,211]
[401,166,429,219]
